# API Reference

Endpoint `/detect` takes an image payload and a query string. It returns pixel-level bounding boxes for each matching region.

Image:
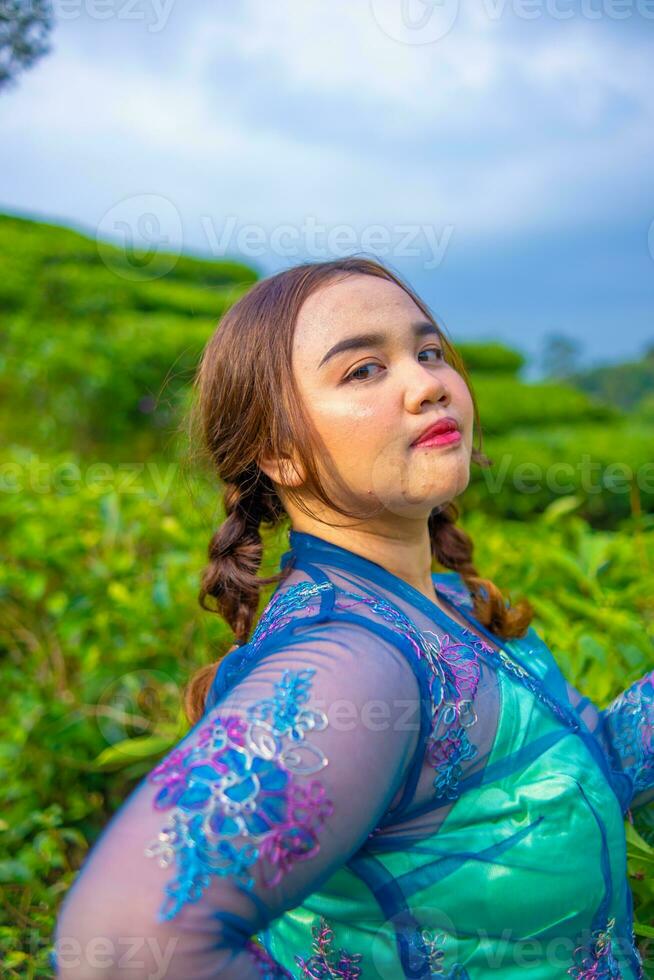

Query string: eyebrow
[317,321,440,370]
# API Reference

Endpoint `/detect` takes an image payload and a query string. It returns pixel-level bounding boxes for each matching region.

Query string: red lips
[412,416,459,447]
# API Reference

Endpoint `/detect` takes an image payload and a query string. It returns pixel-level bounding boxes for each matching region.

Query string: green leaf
[93,734,174,770]
[626,820,654,856]
[542,495,582,523]
[0,860,33,883]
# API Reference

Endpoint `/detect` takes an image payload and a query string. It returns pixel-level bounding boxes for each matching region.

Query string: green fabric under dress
[259,630,641,979]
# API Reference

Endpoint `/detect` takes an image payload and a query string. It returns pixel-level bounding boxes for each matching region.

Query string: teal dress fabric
[53,528,653,979]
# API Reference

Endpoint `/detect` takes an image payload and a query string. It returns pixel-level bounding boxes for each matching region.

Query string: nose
[402,358,450,415]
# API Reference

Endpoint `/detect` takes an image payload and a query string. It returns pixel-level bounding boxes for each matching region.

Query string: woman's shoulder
[431,571,556,669]
[251,572,436,654]
[208,574,428,709]
[432,569,475,608]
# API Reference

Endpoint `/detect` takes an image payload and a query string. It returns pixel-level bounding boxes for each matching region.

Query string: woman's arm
[566,670,654,813]
[53,621,421,979]
[598,670,653,811]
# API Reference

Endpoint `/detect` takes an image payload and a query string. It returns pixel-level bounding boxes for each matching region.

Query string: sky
[1,0,653,380]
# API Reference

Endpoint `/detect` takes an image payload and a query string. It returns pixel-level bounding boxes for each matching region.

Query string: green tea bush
[471,374,618,434]
[38,263,244,320]
[2,311,208,452]
[454,341,526,376]
[467,420,654,524]
[0,214,256,455]
[0,213,256,311]
[0,448,222,973]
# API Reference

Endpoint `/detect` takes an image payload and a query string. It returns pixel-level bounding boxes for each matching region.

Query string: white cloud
[1,0,653,252]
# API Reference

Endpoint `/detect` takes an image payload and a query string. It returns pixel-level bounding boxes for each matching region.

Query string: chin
[433,468,470,504]
[453,469,471,498]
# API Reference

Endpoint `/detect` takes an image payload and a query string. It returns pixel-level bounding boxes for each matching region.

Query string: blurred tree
[0,0,53,91]
[541,332,583,380]
[568,347,654,412]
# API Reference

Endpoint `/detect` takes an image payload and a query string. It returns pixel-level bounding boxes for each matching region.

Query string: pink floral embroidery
[294,916,363,979]
[144,668,334,921]
[568,916,621,978]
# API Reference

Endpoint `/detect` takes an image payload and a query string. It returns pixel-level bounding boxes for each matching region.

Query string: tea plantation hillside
[0,212,257,454]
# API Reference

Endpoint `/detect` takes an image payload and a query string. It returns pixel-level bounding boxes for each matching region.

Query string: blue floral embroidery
[233,579,486,803]
[250,579,333,649]
[221,580,333,691]
[294,916,363,978]
[631,927,646,980]
[325,589,483,800]
[602,672,654,797]
[461,626,580,732]
[420,630,480,799]
[144,668,334,922]
[405,924,471,978]
[249,669,331,751]
[434,578,474,610]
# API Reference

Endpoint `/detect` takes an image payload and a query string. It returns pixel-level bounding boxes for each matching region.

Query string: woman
[54,257,652,978]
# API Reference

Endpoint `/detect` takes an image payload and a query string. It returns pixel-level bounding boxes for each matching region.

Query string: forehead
[293,274,424,358]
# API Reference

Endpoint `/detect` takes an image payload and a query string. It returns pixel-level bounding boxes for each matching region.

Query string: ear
[258,450,306,489]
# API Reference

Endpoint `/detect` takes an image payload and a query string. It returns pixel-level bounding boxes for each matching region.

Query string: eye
[419,346,445,363]
[343,347,445,384]
[343,361,383,383]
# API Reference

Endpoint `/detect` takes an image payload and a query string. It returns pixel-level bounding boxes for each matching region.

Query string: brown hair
[182,256,533,724]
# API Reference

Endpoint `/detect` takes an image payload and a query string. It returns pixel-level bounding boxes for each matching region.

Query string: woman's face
[288,273,475,524]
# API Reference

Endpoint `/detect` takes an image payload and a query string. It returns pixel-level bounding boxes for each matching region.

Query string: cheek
[450,375,474,426]
[310,391,386,445]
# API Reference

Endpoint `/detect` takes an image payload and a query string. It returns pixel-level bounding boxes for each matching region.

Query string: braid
[200,481,267,642]
[185,474,288,726]
[428,501,533,640]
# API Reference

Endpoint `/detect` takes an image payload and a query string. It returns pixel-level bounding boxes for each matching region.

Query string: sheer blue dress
[53,528,654,978]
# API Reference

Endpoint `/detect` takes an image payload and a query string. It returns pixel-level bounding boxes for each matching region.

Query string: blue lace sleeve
[566,670,654,814]
[598,670,654,812]
[53,620,421,979]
